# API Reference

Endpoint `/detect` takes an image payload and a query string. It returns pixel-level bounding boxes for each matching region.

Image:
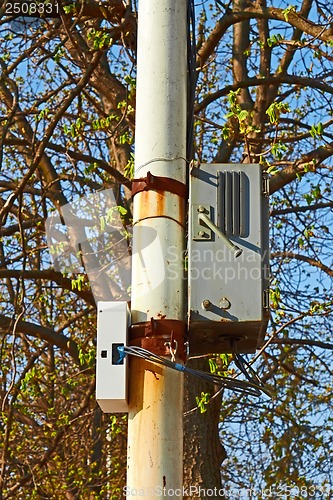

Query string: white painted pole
[127,0,187,496]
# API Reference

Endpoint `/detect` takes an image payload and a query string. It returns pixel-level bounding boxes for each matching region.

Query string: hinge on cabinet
[263,289,270,310]
[262,175,269,196]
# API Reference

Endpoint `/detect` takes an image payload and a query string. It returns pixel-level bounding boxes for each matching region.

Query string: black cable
[230,339,268,395]
[187,0,196,164]
[118,345,271,398]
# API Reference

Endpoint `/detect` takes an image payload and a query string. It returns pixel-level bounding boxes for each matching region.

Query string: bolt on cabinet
[188,164,270,355]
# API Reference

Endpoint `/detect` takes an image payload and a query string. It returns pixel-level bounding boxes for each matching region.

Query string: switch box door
[188,164,269,354]
[96,301,130,412]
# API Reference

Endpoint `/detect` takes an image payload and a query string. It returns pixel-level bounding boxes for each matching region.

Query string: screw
[198,230,206,237]
[198,205,205,213]
[202,299,211,310]
[219,297,231,310]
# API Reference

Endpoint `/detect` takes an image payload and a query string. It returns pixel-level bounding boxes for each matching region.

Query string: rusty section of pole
[133,190,186,227]
[127,357,184,494]
[129,318,188,362]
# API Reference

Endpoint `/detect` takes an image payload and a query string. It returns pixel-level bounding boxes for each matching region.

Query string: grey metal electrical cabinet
[188,164,269,355]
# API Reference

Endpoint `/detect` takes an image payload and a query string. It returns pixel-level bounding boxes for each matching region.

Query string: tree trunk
[183,358,227,500]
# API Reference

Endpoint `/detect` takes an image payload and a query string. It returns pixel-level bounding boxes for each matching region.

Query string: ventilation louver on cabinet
[218,171,249,238]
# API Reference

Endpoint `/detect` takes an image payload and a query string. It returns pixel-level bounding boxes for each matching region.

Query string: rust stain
[136,190,150,219]
[134,191,185,226]
[135,190,165,219]
[163,476,166,488]
[179,197,186,227]
[155,191,166,216]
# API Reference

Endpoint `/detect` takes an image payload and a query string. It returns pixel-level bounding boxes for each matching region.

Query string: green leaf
[310,122,323,138]
[238,109,248,122]
[195,392,210,413]
[208,358,218,374]
[267,165,279,175]
[270,284,281,309]
[124,152,135,178]
[304,193,313,205]
[282,5,297,22]
[63,3,77,14]
[271,141,287,160]
[71,274,85,291]
[221,125,231,140]
[266,102,291,125]
[267,33,283,47]
[117,206,127,216]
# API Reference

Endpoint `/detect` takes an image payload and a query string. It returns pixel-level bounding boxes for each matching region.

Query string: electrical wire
[229,339,270,396]
[187,0,196,163]
[117,345,271,398]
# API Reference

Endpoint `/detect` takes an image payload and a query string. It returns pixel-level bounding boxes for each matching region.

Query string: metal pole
[127,0,187,496]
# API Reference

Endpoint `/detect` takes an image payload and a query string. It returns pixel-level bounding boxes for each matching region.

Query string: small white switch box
[96,301,130,413]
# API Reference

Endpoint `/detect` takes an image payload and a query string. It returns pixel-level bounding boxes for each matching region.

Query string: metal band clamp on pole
[132,171,187,199]
[129,318,188,363]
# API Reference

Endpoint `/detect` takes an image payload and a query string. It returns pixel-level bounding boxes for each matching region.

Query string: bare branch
[3,136,131,188]
[0,50,103,223]
[271,200,333,216]
[195,75,333,114]
[4,377,96,498]
[0,269,95,306]
[272,337,333,350]
[0,314,81,364]
[197,4,332,68]
[272,251,333,277]
[269,142,333,193]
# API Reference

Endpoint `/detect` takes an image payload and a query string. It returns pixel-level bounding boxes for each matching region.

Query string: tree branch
[0,269,95,306]
[269,142,333,193]
[232,0,253,111]
[4,377,96,498]
[197,4,332,68]
[195,75,333,114]
[0,314,81,364]
[271,337,333,350]
[3,136,131,188]
[0,50,103,223]
[272,251,333,277]
[271,200,333,216]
